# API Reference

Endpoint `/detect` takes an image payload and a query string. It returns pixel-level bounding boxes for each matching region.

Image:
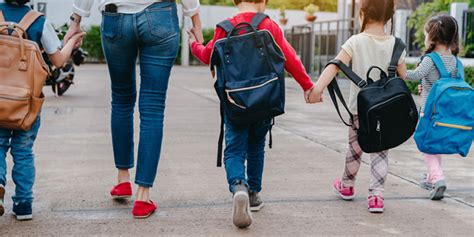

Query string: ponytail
[424,14,460,56]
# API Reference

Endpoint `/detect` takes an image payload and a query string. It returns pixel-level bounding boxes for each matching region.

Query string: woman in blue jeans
[67,0,202,218]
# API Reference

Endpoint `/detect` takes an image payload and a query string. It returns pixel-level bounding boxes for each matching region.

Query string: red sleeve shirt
[191,12,314,92]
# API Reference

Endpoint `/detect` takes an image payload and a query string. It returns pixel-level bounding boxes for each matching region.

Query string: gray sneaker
[430,180,447,200]
[232,183,252,228]
[419,174,433,190]
[249,192,264,212]
[0,184,4,216]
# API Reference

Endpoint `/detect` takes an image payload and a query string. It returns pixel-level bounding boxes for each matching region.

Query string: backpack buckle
[357,80,367,88]
[388,65,397,74]
[7,23,15,30]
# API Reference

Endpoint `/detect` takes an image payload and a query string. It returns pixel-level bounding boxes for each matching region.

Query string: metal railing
[463,9,474,46]
[285,18,359,76]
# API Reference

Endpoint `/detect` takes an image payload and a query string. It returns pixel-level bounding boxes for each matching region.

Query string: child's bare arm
[48,32,85,68]
[308,50,351,103]
[397,63,408,79]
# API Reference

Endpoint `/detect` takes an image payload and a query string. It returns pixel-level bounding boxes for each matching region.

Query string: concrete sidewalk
[0,65,472,236]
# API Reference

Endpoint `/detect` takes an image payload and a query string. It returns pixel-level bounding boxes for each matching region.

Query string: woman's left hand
[188,30,197,45]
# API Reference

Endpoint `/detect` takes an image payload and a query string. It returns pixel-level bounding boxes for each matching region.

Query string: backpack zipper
[366,94,406,130]
[225,77,278,93]
[434,122,472,131]
[377,119,382,147]
[359,77,399,91]
[0,95,28,101]
[225,77,279,110]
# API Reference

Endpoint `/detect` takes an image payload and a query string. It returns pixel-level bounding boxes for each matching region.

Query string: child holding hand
[308,0,406,213]
[189,0,314,228]
[0,0,84,221]
[402,15,463,200]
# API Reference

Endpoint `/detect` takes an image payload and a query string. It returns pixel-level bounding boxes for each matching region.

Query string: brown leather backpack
[0,10,50,131]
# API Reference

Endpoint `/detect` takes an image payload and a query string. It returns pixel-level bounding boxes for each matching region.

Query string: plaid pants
[342,116,389,196]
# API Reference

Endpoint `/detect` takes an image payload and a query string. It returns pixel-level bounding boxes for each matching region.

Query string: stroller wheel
[51,80,72,96]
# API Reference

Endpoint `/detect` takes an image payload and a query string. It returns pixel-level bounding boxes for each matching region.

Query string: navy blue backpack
[210,13,286,166]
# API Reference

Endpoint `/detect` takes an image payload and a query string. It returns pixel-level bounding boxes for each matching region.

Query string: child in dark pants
[189,0,314,228]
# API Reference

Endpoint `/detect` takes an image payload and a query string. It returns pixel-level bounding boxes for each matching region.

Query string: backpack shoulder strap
[327,79,354,127]
[250,12,269,29]
[216,104,225,167]
[426,52,450,78]
[327,59,367,88]
[0,11,5,23]
[388,37,406,77]
[216,20,234,35]
[456,58,465,79]
[18,10,43,32]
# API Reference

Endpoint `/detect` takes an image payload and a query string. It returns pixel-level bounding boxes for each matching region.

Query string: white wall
[28,0,338,29]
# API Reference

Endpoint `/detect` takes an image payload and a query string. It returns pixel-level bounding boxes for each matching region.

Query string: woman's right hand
[64,15,83,45]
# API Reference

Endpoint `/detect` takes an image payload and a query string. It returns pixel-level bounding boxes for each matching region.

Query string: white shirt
[341,33,406,114]
[73,0,200,17]
[41,19,62,54]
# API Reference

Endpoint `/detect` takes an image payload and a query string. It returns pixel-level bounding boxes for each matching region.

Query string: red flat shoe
[110,182,132,199]
[133,200,157,219]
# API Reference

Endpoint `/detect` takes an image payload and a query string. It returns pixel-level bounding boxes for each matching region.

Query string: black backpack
[211,13,286,166]
[326,38,419,153]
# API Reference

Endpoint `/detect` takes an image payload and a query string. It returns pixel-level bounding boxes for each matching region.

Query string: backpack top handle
[366,66,388,84]
[222,21,264,62]
[0,23,28,68]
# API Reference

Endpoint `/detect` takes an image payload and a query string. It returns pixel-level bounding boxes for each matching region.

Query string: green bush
[407,0,470,50]
[405,64,474,94]
[82,26,105,62]
[466,67,474,86]
[464,44,474,58]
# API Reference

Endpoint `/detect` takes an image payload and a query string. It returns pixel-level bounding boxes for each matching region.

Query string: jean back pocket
[145,4,178,40]
[101,12,123,42]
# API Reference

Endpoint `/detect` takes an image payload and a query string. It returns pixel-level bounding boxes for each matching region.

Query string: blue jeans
[0,117,41,203]
[224,119,271,193]
[101,2,179,187]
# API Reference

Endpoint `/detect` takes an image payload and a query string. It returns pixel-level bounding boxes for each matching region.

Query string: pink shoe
[332,178,355,200]
[368,195,384,213]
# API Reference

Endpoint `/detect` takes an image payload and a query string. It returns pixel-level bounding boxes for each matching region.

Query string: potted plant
[279,7,288,26]
[304,3,319,22]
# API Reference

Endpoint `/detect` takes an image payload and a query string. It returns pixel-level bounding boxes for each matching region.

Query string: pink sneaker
[332,178,355,200]
[368,195,384,213]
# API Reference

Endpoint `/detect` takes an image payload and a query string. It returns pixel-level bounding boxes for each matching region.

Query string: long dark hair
[359,0,395,34]
[424,14,460,56]
[5,0,30,6]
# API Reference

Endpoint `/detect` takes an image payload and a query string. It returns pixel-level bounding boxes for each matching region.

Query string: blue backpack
[414,52,474,157]
[210,13,286,166]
